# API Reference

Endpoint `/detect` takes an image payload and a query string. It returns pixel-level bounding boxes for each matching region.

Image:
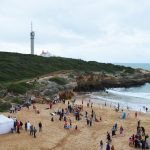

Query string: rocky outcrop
[74,70,150,92]
[59,91,74,100]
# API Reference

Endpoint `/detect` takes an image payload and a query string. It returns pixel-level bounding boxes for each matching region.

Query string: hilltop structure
[30,23,35,55]
[40,50,52,57]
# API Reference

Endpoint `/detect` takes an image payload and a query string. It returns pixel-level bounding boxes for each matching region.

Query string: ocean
[90,63,150,113]
[116,63,150,70]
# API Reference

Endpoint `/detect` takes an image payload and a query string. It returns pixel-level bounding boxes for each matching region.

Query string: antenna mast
[31,22,32,31]
[30,22,35,55]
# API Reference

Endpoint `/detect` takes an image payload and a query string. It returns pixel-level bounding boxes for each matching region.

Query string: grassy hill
[0,52,134,84]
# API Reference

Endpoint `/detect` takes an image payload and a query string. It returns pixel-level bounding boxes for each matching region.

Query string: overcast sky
[0,0,150,63]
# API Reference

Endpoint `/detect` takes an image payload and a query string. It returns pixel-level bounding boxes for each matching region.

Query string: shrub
[0,52,135,83]
[0,102,11,112]
[68,73,74,79]
[11,98,23,104]
[7,82,34,94]
[49,77,68,85]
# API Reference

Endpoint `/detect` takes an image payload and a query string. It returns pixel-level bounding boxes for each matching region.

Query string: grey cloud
[0,0,150,62]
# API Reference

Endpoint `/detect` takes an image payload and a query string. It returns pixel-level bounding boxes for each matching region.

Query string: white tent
[0,115,14,134]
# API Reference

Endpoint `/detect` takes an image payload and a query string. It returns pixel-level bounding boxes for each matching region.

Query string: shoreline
[75,91,150,115]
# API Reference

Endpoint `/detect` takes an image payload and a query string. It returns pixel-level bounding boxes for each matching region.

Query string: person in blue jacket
[106,143,110,150]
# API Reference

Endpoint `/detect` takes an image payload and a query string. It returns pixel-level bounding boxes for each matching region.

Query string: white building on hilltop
[40,50,52,57]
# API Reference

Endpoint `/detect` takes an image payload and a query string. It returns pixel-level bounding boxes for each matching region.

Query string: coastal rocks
[30,79,77,101]
[59,91,74,100]
[32,97,44,104]
[74,71,150,92]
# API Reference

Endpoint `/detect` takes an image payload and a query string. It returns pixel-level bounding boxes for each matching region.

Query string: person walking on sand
[112,126,116,137]
[120,126,124,135]
[51,117,54,122]
[33,127,37,138]
[87,118,89,126]
[100,140,103,150]
[27,121,31,131]
[25,122,27,131]
[50,102,53,109]
[20,121,23,129]
[75,125,78,130]
[106,143,110,150]
[100,116,102,121]
[146,107,148,112]
[111,145,114,150]
[91,102,93,108]
[38,122,42,132]
[107,132,111,143]
[135,112,137,118]
[17,121,20,134]
[30,125,33,135]
[137,120,140,128]
[69,119,72,127]
[13,120,17,132]
[90,117,92,127]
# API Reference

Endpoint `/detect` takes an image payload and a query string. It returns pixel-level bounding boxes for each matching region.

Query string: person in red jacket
[17,121,20,133]
[111,145,114,150]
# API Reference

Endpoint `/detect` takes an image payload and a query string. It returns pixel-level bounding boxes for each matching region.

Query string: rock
[74,71,150,92]
[59,91,74,100]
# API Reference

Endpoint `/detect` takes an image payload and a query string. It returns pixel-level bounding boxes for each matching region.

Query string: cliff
[74,69,150,92]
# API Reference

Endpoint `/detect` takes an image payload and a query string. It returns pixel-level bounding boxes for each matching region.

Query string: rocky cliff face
[74,70,150,92]
[1,69,150,110]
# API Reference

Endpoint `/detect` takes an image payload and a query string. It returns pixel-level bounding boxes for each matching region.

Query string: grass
[49,77,68,85]
[7,82,34,94]
[0,101,11,112]
[0,52,135,84]
[11,98,23,104]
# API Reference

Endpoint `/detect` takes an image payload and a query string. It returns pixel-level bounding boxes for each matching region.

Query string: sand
[0,96,150,150]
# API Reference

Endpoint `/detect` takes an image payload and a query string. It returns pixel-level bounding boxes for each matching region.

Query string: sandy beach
[0,95,150,150]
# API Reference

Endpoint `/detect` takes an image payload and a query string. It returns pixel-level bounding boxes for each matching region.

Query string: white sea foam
[107,89,150,101]
[90,87,150,114]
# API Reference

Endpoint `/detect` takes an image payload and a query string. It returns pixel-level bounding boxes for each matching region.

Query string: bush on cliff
[0,52,135,84]
[0,101,11,112]
[7,82,34,94]
[11,98,23,104]
[49,77,68,85]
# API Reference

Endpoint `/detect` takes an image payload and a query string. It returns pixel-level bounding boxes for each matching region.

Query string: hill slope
[0,52,134,83]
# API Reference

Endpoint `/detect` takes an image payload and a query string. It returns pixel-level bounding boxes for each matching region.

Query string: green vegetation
[0,52,135,84]
[49,77,68,85]
[11,98,23,104]
[7,82,34,94]
[0,101,11,112]
[68,73,75,79]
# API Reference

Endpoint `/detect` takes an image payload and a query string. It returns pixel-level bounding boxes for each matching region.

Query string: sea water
[91,63,150,113]
[116,63,150,70]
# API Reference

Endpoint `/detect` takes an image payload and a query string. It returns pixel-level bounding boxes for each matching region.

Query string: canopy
[0,115,14,134]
